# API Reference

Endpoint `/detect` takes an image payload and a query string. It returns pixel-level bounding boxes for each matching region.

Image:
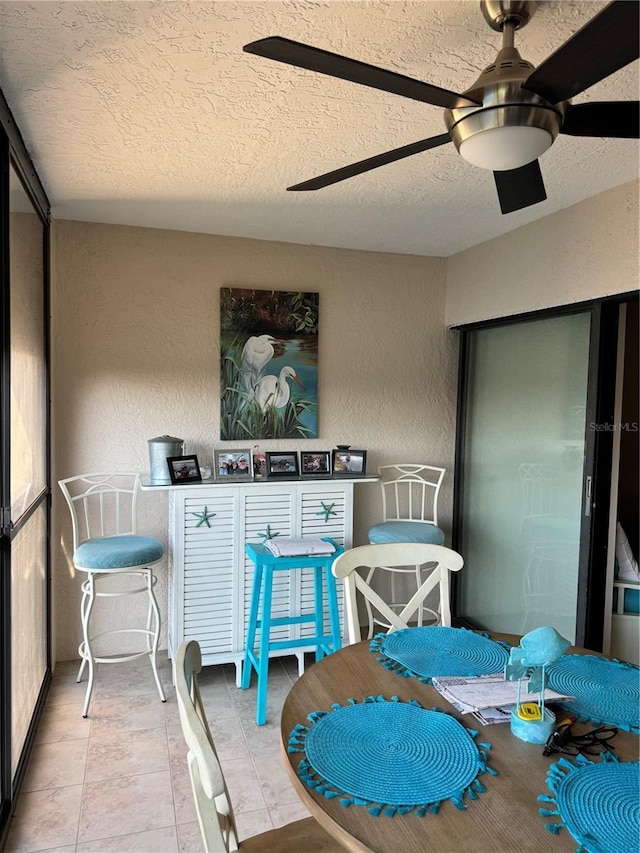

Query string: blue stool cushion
[74,535,164,570]
[368,521,445,545]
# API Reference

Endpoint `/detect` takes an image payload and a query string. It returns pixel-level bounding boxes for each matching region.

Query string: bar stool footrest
[256,614,319,628]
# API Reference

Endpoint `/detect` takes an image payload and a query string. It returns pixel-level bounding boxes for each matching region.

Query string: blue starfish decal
[316,501,337,523]
[258,524,280,543]
[192,507,216,528]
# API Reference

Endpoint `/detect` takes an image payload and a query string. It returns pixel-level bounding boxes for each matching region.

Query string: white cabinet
[161,478,371,682]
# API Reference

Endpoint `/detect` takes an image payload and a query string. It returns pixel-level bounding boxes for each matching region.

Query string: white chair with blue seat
[58,472,166,717]
[366,464,446,637]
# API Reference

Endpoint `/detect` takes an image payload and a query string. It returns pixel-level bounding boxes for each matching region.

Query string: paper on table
[264,538,336,557]
[432,674,574,714]
[471,706,514,725]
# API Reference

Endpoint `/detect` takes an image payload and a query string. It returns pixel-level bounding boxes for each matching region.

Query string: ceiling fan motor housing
[444,43,567,171]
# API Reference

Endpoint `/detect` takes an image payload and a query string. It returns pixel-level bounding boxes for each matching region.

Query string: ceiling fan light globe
[459,125,553,171]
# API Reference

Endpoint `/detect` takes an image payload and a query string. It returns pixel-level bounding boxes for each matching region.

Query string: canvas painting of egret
[220,288,318,440]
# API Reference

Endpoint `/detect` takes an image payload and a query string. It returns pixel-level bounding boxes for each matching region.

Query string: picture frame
[252,450,267,479]
[214,449,253,480]
[300,451,331,476]
[265,451,299,477]
[332,449,367,477]
[167,454,202,484]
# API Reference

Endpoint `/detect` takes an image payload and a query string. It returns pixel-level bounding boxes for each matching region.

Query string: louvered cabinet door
[298,482,354,643]
[241,487,295,651]
[168,489,238,665]
[299,483,352,544]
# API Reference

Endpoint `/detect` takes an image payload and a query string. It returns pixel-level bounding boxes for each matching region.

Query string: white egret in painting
[241,335,275,391]
[253,366,304,410]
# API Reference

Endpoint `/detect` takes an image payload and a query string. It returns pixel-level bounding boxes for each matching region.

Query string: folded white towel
[264,538,336,557]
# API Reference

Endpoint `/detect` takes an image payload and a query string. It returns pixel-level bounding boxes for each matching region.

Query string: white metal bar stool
[58,473,166,717]
[366,464,446,637]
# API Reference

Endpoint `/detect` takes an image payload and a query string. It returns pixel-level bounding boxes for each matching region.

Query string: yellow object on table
[517,702,542,721]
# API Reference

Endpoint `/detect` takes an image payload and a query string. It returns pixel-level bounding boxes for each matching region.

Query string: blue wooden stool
[242,539,344,725]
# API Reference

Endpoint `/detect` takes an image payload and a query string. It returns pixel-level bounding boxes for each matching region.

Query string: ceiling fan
[244,0,639,214]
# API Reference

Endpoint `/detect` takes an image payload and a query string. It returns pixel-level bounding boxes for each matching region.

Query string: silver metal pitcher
[148,435,185,484]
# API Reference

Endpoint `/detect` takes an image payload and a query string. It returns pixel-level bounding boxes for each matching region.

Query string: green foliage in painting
[220,340,314,441]
[220,289,319,336]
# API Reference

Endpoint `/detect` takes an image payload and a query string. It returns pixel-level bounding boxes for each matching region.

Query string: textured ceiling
[0,0,637,256]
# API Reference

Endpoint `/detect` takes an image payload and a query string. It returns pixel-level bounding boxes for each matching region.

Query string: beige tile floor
[6,653,311,853]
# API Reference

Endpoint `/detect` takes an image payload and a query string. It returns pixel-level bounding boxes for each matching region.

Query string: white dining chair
[332,543,464,645]
[366,464,446,636]
[174,640,344,853]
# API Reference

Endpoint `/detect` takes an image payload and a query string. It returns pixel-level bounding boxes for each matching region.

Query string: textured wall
[445,181,640,326]
[51,222,455,661]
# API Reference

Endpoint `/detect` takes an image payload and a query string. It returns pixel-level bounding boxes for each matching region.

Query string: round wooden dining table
[279,633,639,853]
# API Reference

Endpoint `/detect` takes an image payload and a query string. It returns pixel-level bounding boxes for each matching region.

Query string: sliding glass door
[0,100,51,844]
[455,311,594,643]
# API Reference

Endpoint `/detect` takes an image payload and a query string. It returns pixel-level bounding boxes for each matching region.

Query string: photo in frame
[167,455,202,484]
[265,451,299,477]
[214,449,253,480]
[300,451,331,476]
[252,449,267,479]
[332,449,367,476]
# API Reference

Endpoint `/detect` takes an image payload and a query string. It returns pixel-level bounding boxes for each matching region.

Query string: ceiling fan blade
[561,102,640,138]
[244,37,479,109]
[494,161,546,215]
[287,133,451,191]
[523,1,640,103]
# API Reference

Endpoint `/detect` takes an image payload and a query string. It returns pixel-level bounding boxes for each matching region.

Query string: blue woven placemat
[370,626,510,683]
[538,754,640,852]
[547,655,640,733]
[288,695,497,816]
